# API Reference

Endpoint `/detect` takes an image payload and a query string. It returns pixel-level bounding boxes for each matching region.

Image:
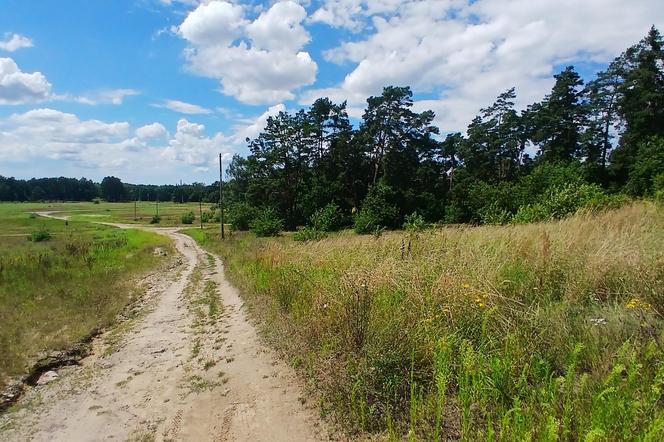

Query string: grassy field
[0,203,172,390]
[0,201,220,227]
[186,202,664,440]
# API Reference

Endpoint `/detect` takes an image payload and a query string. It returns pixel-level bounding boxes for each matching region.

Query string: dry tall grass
[190,202,664,440]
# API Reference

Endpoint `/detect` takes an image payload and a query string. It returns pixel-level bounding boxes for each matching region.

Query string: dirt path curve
[1,216,329,441]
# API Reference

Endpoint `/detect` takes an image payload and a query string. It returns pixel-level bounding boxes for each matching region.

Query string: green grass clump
[181,211,195,225]
[188,202,664,440]
[0,204,171,389]
[29,229,52,242]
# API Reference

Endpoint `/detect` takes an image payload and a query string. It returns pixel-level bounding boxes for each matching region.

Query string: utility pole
[180,179,184,204]
[219,153,225,239]
[199,187,203,230]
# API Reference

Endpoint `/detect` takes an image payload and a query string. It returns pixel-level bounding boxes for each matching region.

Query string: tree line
[1,28,662,231]
[223,27,664,231]
[0,175,219,204]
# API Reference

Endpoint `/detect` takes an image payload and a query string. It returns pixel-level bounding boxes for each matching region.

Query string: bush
[403,212,427,231]
[548,183,626,218]
[310,203,345,232]
[479,203,512,225]
[624,136,664,196]
[228,202,258,231]
[29,229,51,242]
[92,198,101,204]
[653,172,664,193]
[354,183,398,234]
[250,208,283,237]
[149,215,161,224]
[656,190,664,205]
[181,211,195,225]
[512,184,628,224]
[293,227,327,242]
[511,203,549,224]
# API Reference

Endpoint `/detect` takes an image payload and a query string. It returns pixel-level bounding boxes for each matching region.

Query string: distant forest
[0,175,216,205]
[2,28,663,228]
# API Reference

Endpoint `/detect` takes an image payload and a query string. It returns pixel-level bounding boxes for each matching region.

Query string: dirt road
[0,221,329,441]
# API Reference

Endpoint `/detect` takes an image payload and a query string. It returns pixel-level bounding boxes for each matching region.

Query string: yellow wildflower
[626,298,651,310]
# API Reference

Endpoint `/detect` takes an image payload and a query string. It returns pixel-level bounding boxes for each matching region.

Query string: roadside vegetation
[0,204,172,390]
[188,202,664,439]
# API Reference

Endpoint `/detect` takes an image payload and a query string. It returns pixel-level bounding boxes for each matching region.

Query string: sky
[0,0,662,184]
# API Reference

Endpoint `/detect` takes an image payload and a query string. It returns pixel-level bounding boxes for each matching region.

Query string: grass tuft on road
[187,202,664,440]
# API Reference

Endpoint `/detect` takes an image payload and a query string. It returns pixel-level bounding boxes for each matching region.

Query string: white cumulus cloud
[162,119,227,170]
[177,0,317,104]
[153,99,212,114]
[0,57,51,104]
[304,0,664,132]
[0,33,34,52]
[136,122,168,140]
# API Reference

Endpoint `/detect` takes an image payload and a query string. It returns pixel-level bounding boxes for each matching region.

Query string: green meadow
[0,203,172,390]
[0,201,218,226]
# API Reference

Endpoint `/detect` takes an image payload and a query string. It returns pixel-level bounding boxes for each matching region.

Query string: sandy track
[1,221,328,441]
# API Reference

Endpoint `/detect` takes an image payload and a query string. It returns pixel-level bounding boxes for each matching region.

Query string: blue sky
[0,0,662,184]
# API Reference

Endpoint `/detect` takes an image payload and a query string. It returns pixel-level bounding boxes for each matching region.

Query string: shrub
[29,229,51,242]
[403,212,427,231]
[479,203,511,225]
[250,208,283,237]
[511,203,549,224]
[512,184,628,224]
[181,211,195,225]
[547,183,626,218]
[228,202,258,231]
[353,210,375,235]
[656,190,664,205]
[149,215,161,224]
[293,227,327,242]
[655,173,664,205]
[354,183,398,234]
[624,136,664,196]
[653,172,664,193]
[442,204,464,224]
[310,203,345,232]
[581,192,629,213]
[92,198,101,204]
[514,162,585,204]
